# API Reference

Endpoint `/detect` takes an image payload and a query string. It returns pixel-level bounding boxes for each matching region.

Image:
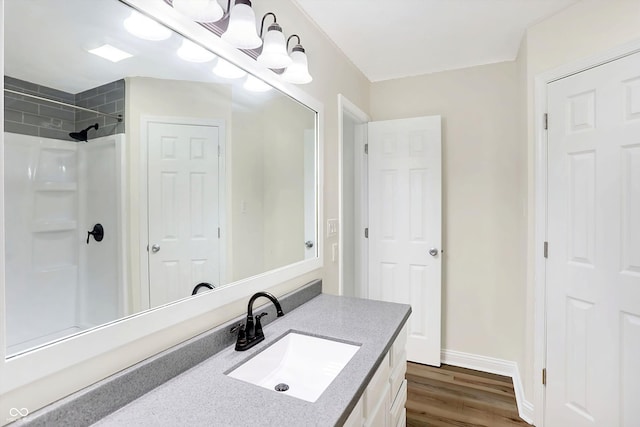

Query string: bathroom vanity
[14,282,410,426]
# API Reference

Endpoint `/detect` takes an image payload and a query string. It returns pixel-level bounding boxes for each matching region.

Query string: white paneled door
[368,116,442,366]
[546,51,640,427]
[148,122,221,307]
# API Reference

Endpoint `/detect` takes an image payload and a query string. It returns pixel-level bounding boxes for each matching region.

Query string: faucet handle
[255,312,268,337]
[234,324,248,351]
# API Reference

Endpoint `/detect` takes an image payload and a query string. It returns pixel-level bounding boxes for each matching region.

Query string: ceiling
[292,0,579,82]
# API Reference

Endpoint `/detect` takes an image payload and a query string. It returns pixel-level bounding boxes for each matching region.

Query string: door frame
[337,94,370,296]
[533,38,640,427]
[139,116,226,310]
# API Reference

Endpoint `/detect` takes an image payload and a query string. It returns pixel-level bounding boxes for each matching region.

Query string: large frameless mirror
[3,0,318,356]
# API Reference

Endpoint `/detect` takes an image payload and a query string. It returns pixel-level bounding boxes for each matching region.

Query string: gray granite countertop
[94,294,410,427]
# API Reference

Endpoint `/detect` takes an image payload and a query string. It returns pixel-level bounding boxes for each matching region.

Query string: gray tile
[5,121,39,136]
[105,88,125,104]
[4,109,23,123]
[4,97,39,114]
[97,102,116,114]
[23,112,54,127]
[39,104,75,121]
[39,127,73,141]
[75,87,98,101]
[83,94,106,108]
[38,86,75,103]
[5,76,39,93]
[116,100,125,113]
[96,81,119,94]
[76,109,100,122]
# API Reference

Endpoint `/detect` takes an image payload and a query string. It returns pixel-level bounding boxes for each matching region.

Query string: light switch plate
[327,219,339,237]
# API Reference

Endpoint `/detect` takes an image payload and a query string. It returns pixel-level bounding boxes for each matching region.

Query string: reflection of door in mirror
[146,121,222,308]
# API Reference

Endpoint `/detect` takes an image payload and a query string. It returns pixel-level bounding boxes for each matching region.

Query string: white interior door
[546,51,640,427]
[368,116,442,366]
[148,122,220,307]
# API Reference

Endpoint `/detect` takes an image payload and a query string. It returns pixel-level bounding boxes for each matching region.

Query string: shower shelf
[34,182,78,192]
[32,220,77,233]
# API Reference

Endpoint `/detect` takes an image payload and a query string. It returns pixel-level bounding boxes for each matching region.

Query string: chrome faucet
[235,292,284,351]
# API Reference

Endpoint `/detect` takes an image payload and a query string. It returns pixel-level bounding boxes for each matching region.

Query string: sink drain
[274,383,289,392]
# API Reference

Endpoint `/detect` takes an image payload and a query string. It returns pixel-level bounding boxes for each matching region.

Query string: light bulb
[257,24,292,69]
[221,0,262,49]
[282,47,312,84]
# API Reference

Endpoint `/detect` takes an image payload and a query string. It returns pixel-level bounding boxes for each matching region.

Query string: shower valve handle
[87,224,104,244]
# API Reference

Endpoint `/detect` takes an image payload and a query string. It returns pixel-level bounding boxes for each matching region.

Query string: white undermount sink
[226,331,361,402]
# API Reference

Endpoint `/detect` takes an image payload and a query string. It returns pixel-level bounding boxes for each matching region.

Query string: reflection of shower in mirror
[3,132,126,355]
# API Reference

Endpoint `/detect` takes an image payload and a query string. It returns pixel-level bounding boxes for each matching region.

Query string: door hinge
[364,143,368,154]
[543,113,548,130]
[542,368,547,386]
[544,241,548,258]
[218,227,221,238]
[364,228,369,238]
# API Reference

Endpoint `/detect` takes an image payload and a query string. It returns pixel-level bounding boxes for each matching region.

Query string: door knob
[305,240,314,249]
[429,248,439,257]
[151,244,161,253]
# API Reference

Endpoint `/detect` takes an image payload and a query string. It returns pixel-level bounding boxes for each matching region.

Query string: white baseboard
[440,349,534,425]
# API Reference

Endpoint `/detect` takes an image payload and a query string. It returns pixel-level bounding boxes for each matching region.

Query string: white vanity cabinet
[343,324,408,427]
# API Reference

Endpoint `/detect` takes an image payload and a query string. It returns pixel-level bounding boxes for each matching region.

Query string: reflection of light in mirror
[172,0,224,23]
[88,44,133,62]
[177,39,216,63]
[243,75,272,92]
[124,11,172,41]
[212,58,247,79]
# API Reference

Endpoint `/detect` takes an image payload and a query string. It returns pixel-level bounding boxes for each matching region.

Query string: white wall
[248,0,371,295]
[370,62,527,372]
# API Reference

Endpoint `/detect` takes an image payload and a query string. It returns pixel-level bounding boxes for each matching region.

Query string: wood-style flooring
[405,363,531,427]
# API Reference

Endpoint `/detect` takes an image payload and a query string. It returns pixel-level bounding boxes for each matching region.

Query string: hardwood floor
[405,363,531,427]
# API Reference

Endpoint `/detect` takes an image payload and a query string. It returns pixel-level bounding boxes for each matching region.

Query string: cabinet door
[344,397,364,427]
[364,383,390,427]
[390,380,407,427]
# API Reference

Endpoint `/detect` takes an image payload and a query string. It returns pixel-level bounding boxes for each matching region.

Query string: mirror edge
[0,0,325,414]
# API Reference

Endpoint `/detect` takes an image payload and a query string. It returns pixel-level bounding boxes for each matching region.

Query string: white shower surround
[4,132,126,355]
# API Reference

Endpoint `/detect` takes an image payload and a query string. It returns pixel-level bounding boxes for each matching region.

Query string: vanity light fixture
[124,11,172,41]
[221,0,262,50]
[177,38,216,62]
[256,13,292,69]
[212,58,247,79]
[88,44,133,63]
[281,35,312,84]
[243,75,272,92]
[172,0,224,23]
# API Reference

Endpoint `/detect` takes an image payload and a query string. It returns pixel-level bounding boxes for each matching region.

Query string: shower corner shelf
[34,182,78,192]
[32,220,77,233]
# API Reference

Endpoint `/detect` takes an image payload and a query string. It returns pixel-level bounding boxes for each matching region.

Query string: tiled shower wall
[4,76,125,141]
